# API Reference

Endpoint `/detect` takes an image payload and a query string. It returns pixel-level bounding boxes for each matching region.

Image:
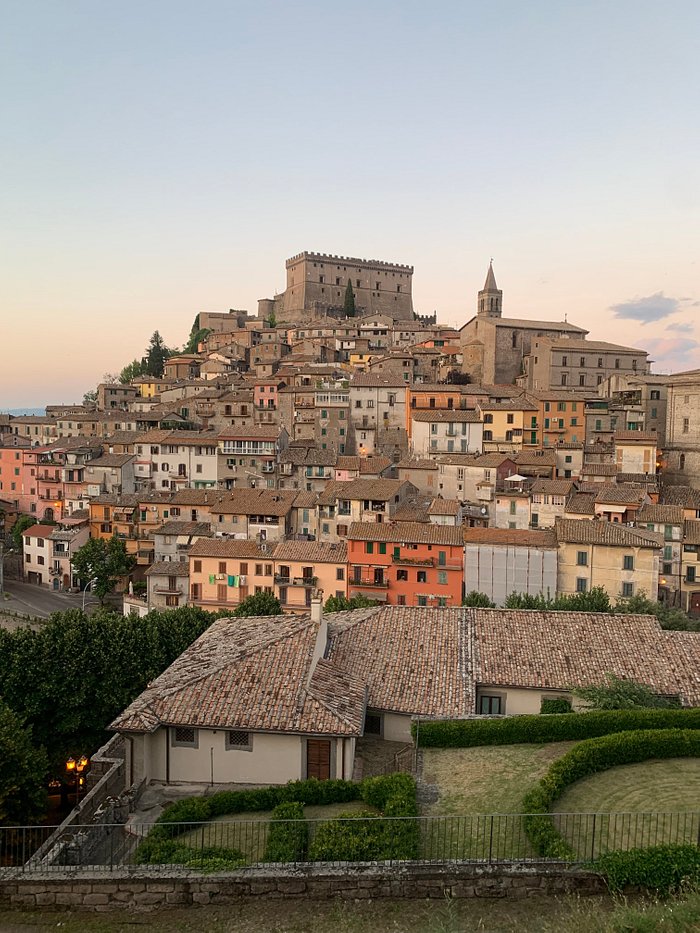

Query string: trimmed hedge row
[522,729,700,858]
[594,844,700,895]
[136,773,419,866]
[414,707,700,749]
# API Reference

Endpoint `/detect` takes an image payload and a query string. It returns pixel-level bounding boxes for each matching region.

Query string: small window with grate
[226,730,252,751]
[172,726,198,748]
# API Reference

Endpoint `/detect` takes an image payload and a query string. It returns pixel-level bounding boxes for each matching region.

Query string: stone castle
[259,251,415,323]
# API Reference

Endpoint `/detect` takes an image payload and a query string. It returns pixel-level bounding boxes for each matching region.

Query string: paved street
[0,580,100,620]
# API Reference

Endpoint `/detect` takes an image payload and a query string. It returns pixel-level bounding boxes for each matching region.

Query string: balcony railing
[393,556,434,567]
[275,575,317,587]
[152,584,186,595]
[351,577,389,588]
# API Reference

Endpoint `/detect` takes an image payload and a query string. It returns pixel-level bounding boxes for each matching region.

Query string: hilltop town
[2,250,699,618]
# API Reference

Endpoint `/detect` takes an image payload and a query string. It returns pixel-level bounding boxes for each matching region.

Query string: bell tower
[477,261,502,318]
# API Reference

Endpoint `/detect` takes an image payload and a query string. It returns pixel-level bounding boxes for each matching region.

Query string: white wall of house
[381,712,413,743]
[476,685,577,716]
[492,495,530,530]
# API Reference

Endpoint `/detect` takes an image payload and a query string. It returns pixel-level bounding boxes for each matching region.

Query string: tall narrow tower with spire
[477,261,502,318]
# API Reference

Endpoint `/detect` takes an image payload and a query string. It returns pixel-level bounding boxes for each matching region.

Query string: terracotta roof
[110,614,366,736]
[348,521,463,546]
[636,504,684,526]
[319,478,409,504]
[531,479,575,496]
[396,458,439,471]
[565,493,597,516]
[515,449,557,465]
[21,524,55,538]
[292,491,319,508]
[145,562,190,576]
[474,610,697,702]
[280,447,337,466]
[411,410,481,423]
[463,527,558,548]
[683,521,700,545]
[617,473,658,487]
[335,455,392,474]
[85,453,134,468]
[170,489,227,506]
[428,498,462,516]
[209,489,297,516]
[188,538,269,559]
[328,607,474,717]
[350,374,407,387]
[543,338,646,353]
[554,518,662,548]
[153,521,213,536]
[594,484,649,506]
[272,540,347,563]
[660,486,700,510]
[216,425,280,439]
[614,431,658,443]
[479,399,538,412]
[582,464,618,476]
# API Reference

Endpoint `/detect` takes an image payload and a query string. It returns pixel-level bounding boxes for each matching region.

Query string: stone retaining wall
[0,863,606,911]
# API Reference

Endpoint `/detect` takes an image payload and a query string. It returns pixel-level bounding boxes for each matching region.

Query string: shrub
[308,810,389,862]
[540,698,572,715]
[133,837,245,869]
[414,707,700,748]
[522,729,700,857]
[594,844,700,895]
[264,801,308,863]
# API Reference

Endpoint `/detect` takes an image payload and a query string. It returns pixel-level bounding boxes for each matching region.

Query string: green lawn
[419,742,577,859]
[177,800,377,864]
[553,758,700,859]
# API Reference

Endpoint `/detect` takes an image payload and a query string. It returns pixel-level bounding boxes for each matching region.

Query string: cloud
[642,336,700,372]
[666,321,695,334]
[610,292,680,324]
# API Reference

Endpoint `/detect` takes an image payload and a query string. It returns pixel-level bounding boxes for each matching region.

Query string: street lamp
[65,755,90,806]
[82,576,98,611]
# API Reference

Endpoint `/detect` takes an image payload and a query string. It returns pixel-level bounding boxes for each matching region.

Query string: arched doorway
[44,507,54,522]
[52,578,60,591]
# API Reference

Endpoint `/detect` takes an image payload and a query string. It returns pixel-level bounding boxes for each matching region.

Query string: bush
[264,801,308,863]
[594,844,700,894]
[134,837,245,869]
[522,729,700,857]
[540,698,572,715]
[414,707,700,748]
[308,810,389,862]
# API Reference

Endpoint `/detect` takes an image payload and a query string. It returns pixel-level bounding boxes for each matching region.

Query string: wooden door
[306,739,331,780]
[691,592,700,616]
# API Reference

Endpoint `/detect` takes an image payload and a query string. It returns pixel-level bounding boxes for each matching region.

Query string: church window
[512,332,517,348]
[561,356,567,366]
[561,374,568,386]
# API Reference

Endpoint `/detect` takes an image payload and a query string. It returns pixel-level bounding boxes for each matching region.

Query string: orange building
[528,391,588,447]
[272,540,348,612]
[347,521,463,608]
[188,538,273,610]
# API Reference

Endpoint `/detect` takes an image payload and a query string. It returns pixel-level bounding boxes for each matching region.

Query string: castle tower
[477,261,502,318]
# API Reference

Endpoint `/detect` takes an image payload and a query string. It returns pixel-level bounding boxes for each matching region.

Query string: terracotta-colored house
[188,538,274,611]
[347,521,464,607]
[272,540,348,612]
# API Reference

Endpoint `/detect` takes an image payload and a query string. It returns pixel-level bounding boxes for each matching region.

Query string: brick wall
[0,863,606,911]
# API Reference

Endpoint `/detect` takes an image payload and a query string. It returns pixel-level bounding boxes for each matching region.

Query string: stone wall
[0,863,606,911]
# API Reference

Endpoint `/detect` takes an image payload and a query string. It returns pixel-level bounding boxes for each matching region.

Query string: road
[0,580,100,621]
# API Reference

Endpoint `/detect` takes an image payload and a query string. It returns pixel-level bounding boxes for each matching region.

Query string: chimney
[307,590,327,687]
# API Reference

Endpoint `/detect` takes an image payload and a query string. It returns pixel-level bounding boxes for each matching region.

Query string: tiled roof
[396,458,439,471]
[272,540,347,563]
[515,449,557,465]
[594,484,648,505]
[350,374,407,387]
[188,538,269,559]
[153,521,213,536]
[479,399,538,412]
[328,607,474,717]
[683,521,700,545]
[614,431,658,443]
[582,464,618,476]
[617,473,658,487]
[348,521,463,546]
[280,447,337,466]
[170,489,227,506]
[636,504,684,526]
[110,614,366,736]
[216,425,280,439]
[209,489,297,516]
[292,491,319,508]
[554,518,663,548]
[335,456,392,474]
[85,454,135,468]
[464,527,558,548]
[543,338,646,352]
[411,410,481,423]
[320,478,408,504]
[474,610,697,702]
[21,524,55,538]
[531,479,575,496]
[660,485,700,510]
[428,498,461,516]
[565,492,596,515]
[145,562,190,576]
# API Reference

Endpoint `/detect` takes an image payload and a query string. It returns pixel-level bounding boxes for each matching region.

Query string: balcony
[393,556,434,567]
[275,575,317,587]
[152,584,186,595]
[351,576,389,589]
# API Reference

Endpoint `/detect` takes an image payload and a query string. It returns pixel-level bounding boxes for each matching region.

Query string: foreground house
[110,604,700,787]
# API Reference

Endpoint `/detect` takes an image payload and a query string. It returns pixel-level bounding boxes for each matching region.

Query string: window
[650,390,660,400]
[561,356,568,366]
[479,695,502,715]
[579,374,586,386]
[218,561,226,574]
[688,566,696,583]
[438,571,448,585]
[336,567,345,581]
[417,571,427,583]
[240,563,248,575]
[561,374,568,386]
[615,358,620,369]
[623,555,634,571]
[509,501,517,515]
[621,582,634,597]
[683,418,690,433]
[172,727,198,748]
[365,542,374,554]
[226,730,252,750]
[576,551,588,566]
[417,595,427,606]
[507,413,514,424]
[576,577,588,593]
[580,357,586,367]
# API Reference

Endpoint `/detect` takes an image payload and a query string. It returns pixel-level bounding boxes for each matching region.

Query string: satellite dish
[480,507,488,515]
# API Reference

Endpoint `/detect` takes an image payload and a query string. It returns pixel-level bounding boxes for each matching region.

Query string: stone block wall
[0,863,606,911]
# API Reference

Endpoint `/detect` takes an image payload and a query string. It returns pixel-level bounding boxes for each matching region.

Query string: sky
[1,0,699,408]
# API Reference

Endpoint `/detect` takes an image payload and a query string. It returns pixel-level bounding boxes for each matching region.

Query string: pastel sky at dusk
[2,0,699,409]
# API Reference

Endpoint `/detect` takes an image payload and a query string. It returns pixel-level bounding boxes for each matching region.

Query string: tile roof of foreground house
[272,540,348,563]
[474,610,700,705]
[348,521,463,546]
[327,606,474,717]
[428,498,462,516]
[110,614,366,736]
[593,484,650,505]
[554,518,663,548]
[636,504,685,526]
[530,479,575,496]
[581,464,618,476]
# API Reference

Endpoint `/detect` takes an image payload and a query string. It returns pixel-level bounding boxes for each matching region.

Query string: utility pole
[0,541,4,596]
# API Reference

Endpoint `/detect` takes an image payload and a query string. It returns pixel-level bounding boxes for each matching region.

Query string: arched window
[680,454,686,471]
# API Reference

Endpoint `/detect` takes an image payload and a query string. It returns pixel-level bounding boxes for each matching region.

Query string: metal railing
[2,811,698,874]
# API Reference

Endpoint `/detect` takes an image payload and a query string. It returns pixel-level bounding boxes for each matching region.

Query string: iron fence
[1,811,698,874]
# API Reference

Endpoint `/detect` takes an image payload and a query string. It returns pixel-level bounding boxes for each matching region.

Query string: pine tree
[145,331,170,377]
[343,281,356,317]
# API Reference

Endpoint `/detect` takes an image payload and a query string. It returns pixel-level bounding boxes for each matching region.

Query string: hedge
[540,698,572,715]
[263,801,308,863]
[594,844,700,895]
[414,707,700,749]
[136,773,419,866]
[522,729,700,858]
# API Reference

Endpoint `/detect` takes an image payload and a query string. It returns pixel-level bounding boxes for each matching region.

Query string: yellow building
[479,398,539,453]
[555,518,662,601]
[188,538,274,611]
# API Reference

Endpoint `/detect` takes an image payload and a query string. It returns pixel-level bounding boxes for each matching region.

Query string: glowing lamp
[65,757,76,772]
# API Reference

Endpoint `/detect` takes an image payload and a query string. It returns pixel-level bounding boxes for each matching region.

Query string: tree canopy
[462,591,496,608]
[11,515,37,551]
[571,673,676,710]
[119,359,147,384]
[231,592,282,617]
[343,281,356,317]
[70,536,136,604]
[0,701,47,825]
[323,593,378,613]
[145,331,171,377]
